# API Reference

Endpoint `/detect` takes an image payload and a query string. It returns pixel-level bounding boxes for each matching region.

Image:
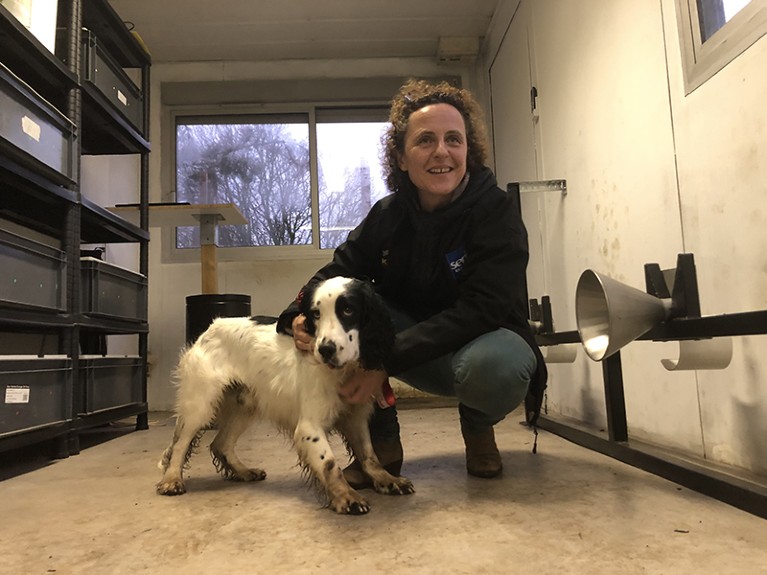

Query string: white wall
[80,154,141,275]
[485,0,767,474]
[79,155,142,356]
[144,57,470,410]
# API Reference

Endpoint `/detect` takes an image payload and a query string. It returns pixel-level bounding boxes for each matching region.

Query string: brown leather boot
[460,419,502,478]
[343,439,404,489]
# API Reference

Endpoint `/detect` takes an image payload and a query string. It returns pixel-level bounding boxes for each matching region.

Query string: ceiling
[109,0,502,63]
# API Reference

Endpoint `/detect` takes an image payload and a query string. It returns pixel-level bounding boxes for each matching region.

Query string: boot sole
[467,465,503,478]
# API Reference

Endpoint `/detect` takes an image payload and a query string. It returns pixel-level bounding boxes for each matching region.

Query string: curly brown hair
[381,79,489,194]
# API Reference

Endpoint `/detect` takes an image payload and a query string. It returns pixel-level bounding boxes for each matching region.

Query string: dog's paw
[345,500,371,515]
[156,480,186,496]
[373,475,415,496]
[229,468,267,482]
[329,493,371,515]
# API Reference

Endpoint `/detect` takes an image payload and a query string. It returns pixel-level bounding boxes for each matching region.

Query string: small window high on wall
[675,0,767,93]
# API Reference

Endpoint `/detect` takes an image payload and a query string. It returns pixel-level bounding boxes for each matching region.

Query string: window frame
[675,0,767,94]
[161,102,390,264]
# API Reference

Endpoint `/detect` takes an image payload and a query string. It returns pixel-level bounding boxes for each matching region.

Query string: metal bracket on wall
[511,179,567,196]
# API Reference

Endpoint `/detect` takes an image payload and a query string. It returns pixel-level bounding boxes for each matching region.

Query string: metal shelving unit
[0,0,150,457]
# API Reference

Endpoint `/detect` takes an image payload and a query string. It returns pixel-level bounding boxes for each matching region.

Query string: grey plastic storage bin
[81,355,143,413]
[81,29,144,135]
[0,62,75,184]
[80,258,147,322]
[0,229,66,312]
[0,357,72,436]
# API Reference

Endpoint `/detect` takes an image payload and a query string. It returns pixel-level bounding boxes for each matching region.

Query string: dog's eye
[341,306,354,317]
[312,310,320,320]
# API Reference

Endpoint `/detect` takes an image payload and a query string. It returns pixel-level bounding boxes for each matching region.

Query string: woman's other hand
[339,369,389,405]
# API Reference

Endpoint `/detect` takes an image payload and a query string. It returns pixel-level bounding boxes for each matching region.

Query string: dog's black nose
[318,340,337,363]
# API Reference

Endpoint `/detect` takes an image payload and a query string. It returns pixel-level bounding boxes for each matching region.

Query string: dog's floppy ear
[356,280,395,371]
[298,284,317,336]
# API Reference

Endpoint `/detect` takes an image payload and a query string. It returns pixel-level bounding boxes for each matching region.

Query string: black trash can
[185,293,251,345]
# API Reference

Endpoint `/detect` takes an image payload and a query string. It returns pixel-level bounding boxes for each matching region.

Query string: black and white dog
[156,277,414,514]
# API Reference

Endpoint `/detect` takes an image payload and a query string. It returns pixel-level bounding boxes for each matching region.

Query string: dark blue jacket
[278,166,547,423]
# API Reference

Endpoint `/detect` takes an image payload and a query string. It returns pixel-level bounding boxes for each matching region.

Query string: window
[315,108,389,249]
[170,106,389,259]
[676,0,767,93]
[175,114,312,249]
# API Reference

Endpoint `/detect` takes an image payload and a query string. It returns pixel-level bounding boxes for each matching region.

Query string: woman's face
[397,103,468,212]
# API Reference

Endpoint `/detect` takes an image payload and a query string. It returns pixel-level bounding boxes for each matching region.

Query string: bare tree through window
[175,116,388,251]
[176,120,312,247]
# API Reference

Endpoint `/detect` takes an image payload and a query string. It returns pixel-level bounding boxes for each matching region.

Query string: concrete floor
[1,403,766,575]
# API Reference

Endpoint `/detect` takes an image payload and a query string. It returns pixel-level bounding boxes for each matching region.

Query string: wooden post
[200,243,218,294]
[199,214,219,294]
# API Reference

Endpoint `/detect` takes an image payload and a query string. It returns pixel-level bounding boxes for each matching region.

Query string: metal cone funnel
[575,270,671,361]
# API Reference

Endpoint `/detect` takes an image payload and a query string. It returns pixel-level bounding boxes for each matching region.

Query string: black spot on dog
[324,460,335,472]
[250,315,278,325]
[312,437,320,442]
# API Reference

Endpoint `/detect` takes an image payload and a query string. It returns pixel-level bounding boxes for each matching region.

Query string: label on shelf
[21,115,41,141]
[5,385,30,404]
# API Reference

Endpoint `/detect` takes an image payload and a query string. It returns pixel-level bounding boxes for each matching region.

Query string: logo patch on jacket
[445,246,466,279]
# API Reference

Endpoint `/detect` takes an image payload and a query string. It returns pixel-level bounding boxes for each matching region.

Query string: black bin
[185,294,251,345]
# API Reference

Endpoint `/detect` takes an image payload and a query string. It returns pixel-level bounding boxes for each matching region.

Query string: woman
[277,79,546,482]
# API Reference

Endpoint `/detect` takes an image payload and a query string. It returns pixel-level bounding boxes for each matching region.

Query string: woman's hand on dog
[291,314,314,352]
[339,369,389,405]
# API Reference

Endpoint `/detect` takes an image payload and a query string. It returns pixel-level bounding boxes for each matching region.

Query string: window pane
[316,122,389,249]
[175,117,311,248]
[698,0,752,41]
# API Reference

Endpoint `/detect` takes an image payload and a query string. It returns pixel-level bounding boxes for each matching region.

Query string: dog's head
[299,277,394,371]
